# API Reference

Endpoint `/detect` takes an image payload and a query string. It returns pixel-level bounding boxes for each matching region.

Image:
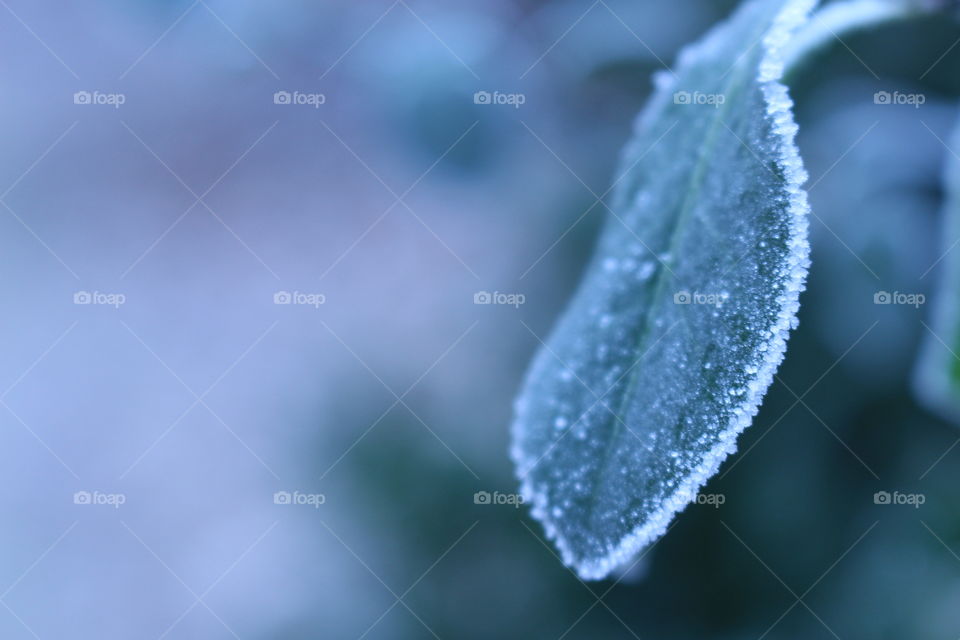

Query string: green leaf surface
[511,0,815,580]
[916,117,960,420]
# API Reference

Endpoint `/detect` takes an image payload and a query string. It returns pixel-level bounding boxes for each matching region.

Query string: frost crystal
[511,0,815,580]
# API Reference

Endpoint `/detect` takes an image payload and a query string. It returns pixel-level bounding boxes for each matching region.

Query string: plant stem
[783,0,949,79]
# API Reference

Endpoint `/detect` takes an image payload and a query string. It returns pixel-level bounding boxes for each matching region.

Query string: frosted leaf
[511,0,815,580]
[916,116,960,421]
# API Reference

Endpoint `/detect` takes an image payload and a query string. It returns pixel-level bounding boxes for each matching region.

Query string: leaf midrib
[581,21,773,542]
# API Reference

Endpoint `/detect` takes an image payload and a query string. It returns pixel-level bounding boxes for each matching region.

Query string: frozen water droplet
[637,261,656,281]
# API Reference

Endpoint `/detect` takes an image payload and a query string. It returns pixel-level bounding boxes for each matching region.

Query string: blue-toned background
[1,0,960,637]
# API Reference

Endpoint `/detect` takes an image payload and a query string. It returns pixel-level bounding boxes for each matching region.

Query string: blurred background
[0,0,959,637]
